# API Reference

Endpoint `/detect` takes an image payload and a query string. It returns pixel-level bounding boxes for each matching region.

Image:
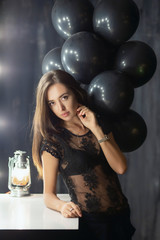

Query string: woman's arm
[91,125,127,174]
[77,106,127,174]
[42,151,82,218]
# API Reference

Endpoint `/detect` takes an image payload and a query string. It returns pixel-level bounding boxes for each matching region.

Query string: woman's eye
[62,95,68,100]
[49,101,54,106]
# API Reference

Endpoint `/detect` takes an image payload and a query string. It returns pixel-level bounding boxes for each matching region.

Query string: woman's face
[47,83,79,122]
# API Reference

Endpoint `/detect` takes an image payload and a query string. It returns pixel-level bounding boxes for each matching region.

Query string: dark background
[0,0,160,239]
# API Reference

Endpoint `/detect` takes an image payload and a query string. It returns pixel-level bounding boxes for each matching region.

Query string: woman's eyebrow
[48,92,69,103]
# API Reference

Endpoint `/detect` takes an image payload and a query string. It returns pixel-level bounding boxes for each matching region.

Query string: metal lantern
[8,150,31,197]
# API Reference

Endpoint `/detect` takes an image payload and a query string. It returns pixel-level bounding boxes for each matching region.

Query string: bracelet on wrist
[98,134,110,143]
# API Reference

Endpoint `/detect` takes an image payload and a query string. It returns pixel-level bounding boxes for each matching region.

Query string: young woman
[32,70,135,240]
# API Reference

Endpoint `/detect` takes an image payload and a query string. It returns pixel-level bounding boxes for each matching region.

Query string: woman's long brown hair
[32,70,88,178]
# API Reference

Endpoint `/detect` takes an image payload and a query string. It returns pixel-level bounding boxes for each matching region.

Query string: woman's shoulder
[41,135,64,160]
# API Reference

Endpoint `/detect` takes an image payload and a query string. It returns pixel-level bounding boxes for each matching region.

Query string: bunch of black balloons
[42,0,157,152]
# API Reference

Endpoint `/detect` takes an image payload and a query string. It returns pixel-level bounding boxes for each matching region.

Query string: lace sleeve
[40,139,63,160]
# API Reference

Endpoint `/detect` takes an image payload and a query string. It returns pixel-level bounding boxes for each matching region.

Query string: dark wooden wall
[0,0,159,239]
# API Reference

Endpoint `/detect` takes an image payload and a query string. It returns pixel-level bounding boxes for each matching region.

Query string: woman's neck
[62,116,86,132]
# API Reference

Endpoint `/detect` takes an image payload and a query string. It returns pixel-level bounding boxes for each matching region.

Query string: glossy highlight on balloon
[51,0,94,39]
[42,47,64,74]
[88,70,134,117]
[93,0,140,45]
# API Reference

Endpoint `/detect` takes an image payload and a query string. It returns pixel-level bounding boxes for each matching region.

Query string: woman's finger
[64,209,78,218]
[77,106,87,112]
[70,203,82,217]
[78,108,89,117]
[62,202,82,218]
[63,209,72,218]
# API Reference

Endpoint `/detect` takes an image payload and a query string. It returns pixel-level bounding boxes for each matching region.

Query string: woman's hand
[60,201,82,218]
[77,106,98,131]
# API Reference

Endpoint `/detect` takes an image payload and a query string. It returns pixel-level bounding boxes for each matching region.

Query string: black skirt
[78,208,136,240]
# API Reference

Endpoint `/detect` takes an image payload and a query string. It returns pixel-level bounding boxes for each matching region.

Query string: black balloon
[112,109,147,152]
[42,47,64,74]
[61,31,111,84]
[96,114,113,133]
[93,0,140,45]
[114,41,157,88]
[51,0,93,39]
[88,70,134,117]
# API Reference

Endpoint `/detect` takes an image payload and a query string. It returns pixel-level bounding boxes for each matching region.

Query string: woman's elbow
[43,193,54,208]
[118,165,127,175]
[118,155,127,175]
[43,193,49,207]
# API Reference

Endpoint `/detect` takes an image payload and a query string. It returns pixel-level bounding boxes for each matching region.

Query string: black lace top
[41,128,129,216]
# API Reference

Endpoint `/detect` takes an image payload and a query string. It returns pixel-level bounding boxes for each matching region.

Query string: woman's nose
[58,101,65,111]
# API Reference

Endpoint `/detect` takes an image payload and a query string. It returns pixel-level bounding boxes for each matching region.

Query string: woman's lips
[61,112,70,117]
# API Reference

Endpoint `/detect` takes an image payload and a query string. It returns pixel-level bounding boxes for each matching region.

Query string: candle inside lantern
[8,150,31,197]
[12,168,30,186]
